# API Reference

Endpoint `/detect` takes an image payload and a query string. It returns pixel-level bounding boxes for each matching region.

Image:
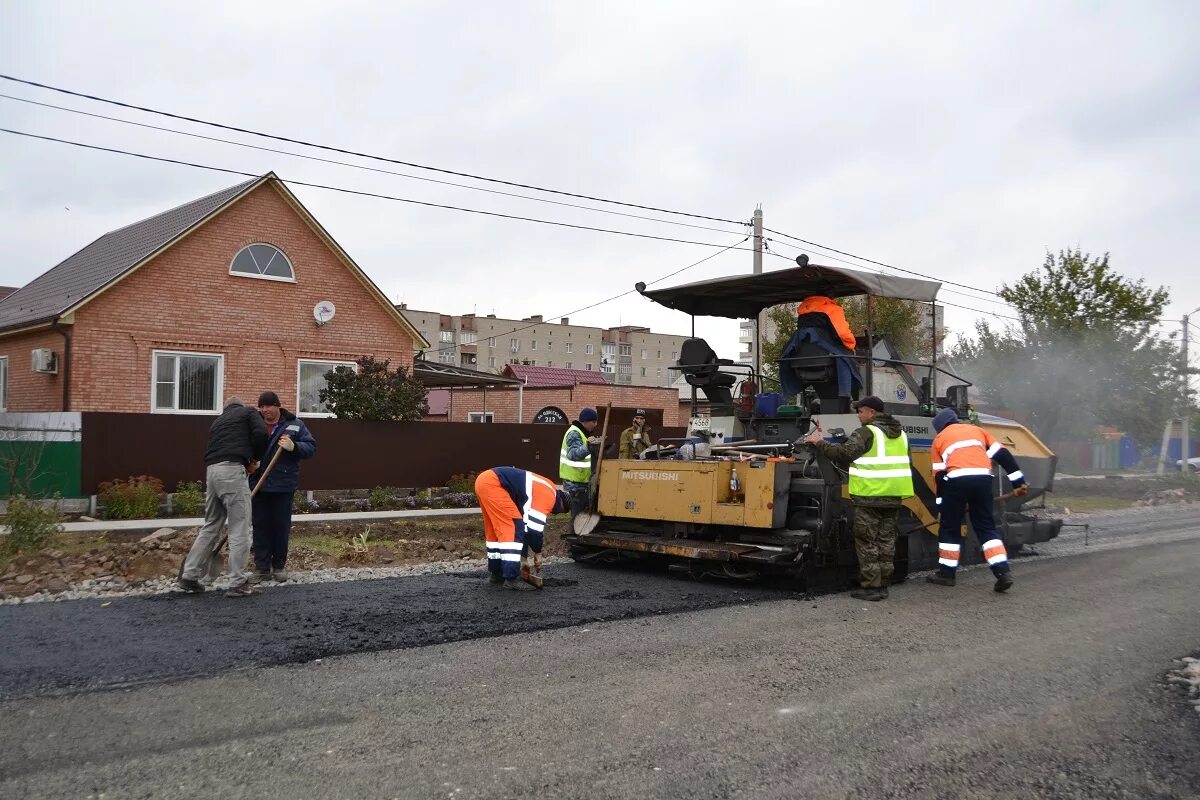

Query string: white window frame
[468,411,495,423]
[531,340,537,351]
[488,356,496,367]
[510,339,521,353]
[585,344,594,355]
[460,331,477,345]
[229,243,295,283]
[564,343,573,354]
[585,363,593,371]
[640,348,647,359]
[0,356,7,411]
[488,337,496,348]
[440,330,455,343]
[151,349,224,414]
[565,362,573,369]
[297,358,358,418]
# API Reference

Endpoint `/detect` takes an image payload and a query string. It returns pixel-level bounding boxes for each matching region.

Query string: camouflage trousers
[852,505,900,589]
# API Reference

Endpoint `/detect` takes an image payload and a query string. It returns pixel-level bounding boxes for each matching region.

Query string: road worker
[927,408,1027,593]
[560,407,600,532]
[796,294,857,352]
[803,395,913,601]
[619,409,652,459]
[474,467,570,591]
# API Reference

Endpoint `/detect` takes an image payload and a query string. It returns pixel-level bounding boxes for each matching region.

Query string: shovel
[573,403,613,537]
[178,447,285,581]
[520,551,544,590]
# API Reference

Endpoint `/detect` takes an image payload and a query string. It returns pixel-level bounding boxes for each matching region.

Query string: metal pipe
[50,317,72,411]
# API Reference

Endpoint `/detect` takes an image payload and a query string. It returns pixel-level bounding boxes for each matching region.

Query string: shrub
[446,472,477,493]
[1,494,63,555]
[317,496,344,513]
[368,486,398,510]
[99,475,165,520]
[445,492,477,508]
[354,499,373,512]
[173,481,204,516]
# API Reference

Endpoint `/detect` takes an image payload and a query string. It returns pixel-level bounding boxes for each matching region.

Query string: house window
[565,362,573,369]
[640,349,647,359]
[585,363,593,371]
[229,243,294,282]
[547,361,554,367]
[585,344,594,355]
[440,331,454,343]
[603,343,616,356]
[564,343,572,354]
[601,361,614,374]
[671,350,678,360]
[461,331,477,345]
[298,359,357,416]
[153,350,223,413]
[488,337,496,348]
[640,367,647,377]
[657,350,662,359]
[546,342,553,352]
[619,343,630,356]
[510,339,520,353]
[438,352,456,364]
[531,341,537,350]
[488,357,497,367]
[468,412,494,423]
[0,356,7,411]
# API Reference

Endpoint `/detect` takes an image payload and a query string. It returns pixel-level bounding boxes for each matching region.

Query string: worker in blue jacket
[249,391,317,582]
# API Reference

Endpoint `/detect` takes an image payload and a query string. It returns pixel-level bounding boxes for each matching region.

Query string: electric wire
[0,128,766,253]
[0,73,750,227]
[0,92,753,239]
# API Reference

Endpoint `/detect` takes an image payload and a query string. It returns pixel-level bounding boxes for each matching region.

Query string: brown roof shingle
[502,364,612,387]
[0,175,263,332]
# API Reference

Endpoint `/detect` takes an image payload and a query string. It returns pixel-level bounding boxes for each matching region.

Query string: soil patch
[0,514,565,599]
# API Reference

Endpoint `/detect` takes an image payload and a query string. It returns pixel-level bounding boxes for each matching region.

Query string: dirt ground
[0,514,571,599]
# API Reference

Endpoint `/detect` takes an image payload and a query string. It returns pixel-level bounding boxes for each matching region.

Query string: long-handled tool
[573,402,613,536]
[520,551,544,589]
[178,448,285,580]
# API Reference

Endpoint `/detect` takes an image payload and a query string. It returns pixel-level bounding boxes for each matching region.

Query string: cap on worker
[634,408,647,417]
[852,396,885,413]
[257,391,281,408]
[553,489,571,515]
[579,407,599,422]
[932,408,959,432]
[224,396,245,409]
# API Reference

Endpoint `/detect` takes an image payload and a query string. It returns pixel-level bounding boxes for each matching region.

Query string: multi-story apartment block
[397,307,693,388]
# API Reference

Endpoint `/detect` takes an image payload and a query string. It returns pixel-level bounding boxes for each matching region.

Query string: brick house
[0,173,427,415]
[426,363,685,426]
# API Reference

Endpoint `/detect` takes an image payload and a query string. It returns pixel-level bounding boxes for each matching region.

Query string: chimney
[560,317,569,325]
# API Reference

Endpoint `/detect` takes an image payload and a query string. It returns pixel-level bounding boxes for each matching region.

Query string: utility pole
[752,206,763,378]
[1183,312,1192,473]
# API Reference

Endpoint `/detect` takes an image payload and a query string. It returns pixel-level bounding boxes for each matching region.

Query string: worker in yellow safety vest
[560,407,600,533]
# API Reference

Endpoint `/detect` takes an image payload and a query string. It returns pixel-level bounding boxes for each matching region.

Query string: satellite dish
[313,300,336,326]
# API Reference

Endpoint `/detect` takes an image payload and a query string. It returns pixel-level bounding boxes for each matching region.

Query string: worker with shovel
[249,391,317,583]
[179,397,268,597]
[474,467,570,591]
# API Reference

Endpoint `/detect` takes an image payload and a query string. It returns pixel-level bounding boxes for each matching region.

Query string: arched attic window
[230,243,295,282]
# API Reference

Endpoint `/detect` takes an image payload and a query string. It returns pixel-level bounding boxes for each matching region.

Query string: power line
[0,73,750,227]
[0,91,752,239]
[0,127,768,253]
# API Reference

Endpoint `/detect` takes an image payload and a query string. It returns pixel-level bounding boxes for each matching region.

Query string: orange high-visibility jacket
[796,295,857,351]
[930,422,1025,485]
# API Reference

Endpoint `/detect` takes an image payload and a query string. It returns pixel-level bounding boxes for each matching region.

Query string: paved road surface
[1,506,1198,798]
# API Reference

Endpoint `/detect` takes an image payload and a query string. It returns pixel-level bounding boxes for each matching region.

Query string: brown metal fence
[81,412,685,493]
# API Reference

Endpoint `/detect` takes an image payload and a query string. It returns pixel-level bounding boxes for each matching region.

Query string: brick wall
[0,329,67,411]
[59,182,415,412]
[438,384,685,426]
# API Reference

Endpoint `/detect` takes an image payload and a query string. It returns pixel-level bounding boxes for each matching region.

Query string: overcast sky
[1,1,1197,362]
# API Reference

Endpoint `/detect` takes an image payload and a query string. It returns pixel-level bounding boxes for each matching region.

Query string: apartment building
[397,307,692,388]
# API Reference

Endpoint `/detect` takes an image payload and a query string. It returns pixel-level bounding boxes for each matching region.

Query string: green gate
[0,413,82,498]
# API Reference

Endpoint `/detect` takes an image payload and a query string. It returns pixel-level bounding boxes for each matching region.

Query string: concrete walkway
[3,506,481,535]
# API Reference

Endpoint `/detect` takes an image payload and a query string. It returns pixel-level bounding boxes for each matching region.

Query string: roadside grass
[1045,495,1138,512]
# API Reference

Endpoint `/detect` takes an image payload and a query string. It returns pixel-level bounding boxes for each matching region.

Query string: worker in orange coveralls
[474,467,570,591]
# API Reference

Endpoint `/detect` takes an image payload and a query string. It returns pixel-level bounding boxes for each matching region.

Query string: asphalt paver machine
[566,259,1062,588]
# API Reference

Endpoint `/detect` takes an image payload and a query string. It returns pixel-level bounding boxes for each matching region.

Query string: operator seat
[678,338,736,407]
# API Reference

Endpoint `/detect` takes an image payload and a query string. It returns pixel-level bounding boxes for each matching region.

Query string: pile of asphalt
[0,563,802,700]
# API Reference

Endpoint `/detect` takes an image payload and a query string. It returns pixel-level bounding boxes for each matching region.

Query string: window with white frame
[488,337,496,348]
[546,341,553,352]
[671,350,678,360]
[298,358,357,416]
[531,340,537,350]
[0,356,7,411]
[488,356,496,367]
[438,351,456,364]
[619,343,630,356]
[565,361,573,369]
[547,361,554,367]
[439,330,454,343]
[153,351,223,413]
[640,348,647,359]
[585,344,594,355]
[229,243,294,281]
[585,363,593,371]
[510,339,520,353]
[461,331,477,344]
[468,412,494,423]
[603,343,616,356]
[640,366,647,377]
[657,350,662,359]
[564,343,572,353]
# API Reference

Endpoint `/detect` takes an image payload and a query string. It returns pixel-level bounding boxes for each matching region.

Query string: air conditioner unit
[31,348,58,374]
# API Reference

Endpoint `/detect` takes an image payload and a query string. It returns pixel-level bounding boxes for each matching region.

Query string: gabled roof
[0,287,19,301]
[413,360,522,389]
[0,174,428,347]
[502,364,612,388]
[0,176,261,332]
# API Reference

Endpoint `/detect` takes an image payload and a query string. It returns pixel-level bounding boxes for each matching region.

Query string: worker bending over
[474,467,570,591]
[928,408,1027,593]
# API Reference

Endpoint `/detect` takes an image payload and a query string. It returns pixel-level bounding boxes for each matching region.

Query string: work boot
[994,573,1014,593]
[502,578,536,592]
[488,573,505,585]
[850,588,885,601]
[178,577,205,593]
[224,582,260,598]
[272,569,289,582]
[877,586,889,599]
[248,570,270,584]
[926,574,956,587]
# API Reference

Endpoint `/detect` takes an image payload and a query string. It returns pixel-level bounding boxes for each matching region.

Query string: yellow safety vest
[847,425,914,498]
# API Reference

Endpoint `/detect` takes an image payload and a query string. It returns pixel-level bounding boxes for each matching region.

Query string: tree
[949,249,1177,443]
[759,303,798,391]
[318,356,429,421]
